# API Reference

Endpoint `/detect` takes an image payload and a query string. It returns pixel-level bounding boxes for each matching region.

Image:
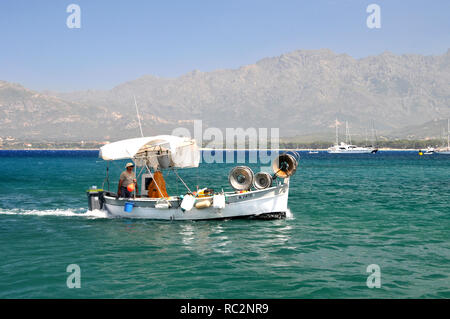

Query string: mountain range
[1,48,449,142]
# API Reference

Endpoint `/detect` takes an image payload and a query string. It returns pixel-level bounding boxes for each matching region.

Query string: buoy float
[418,152,423,156]
[195,199,212,209]
[127,183,135,192]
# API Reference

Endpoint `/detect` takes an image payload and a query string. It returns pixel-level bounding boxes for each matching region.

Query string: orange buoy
[127,183,135,192]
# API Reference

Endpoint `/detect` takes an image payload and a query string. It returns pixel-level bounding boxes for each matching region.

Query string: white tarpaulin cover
[99,135,200,168]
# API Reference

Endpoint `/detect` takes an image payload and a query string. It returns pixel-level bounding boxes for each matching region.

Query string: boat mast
[133,95,144,138]
[448,118,450,149]
[371,120,376,147]
[345,121,351,144]
[365,127,368,147]
[335,118,339,145]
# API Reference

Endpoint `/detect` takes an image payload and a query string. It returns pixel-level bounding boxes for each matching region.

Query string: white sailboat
[436,119,450,155]
[327,120,378,154]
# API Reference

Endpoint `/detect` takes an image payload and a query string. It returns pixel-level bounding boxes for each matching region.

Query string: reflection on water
[180,223,196,247]
[179,223,232,254]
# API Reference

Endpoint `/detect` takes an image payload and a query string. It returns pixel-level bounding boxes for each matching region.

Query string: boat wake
[0,208,109,219]
[285,208,294,220]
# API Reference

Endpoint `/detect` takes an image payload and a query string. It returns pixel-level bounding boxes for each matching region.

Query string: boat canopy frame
[99,135,200,199]
[99,135,200,169]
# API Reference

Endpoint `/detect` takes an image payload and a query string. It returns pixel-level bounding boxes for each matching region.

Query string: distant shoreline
[0,149,99,151]
[200,148,420,151]
[0,148,421,151]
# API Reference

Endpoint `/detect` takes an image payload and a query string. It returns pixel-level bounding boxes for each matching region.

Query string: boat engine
[229,166,254,191]
[253,172,273,190]
[272,153,298,178]
[86,187,104,211]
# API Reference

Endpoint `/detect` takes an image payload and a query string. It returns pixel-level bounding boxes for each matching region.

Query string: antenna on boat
[133,95,144,137]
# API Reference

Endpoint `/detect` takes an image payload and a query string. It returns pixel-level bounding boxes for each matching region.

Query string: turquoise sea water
[0,150,449,298]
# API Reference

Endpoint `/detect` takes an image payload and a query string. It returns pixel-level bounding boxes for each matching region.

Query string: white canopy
[99,135,200,168]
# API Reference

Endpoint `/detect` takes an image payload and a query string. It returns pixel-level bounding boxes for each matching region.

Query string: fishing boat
[436,119,450,155]
[86,135,298,220]
[327,120,378,154]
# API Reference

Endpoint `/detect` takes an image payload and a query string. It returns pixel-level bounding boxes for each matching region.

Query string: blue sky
[0,0,448,91]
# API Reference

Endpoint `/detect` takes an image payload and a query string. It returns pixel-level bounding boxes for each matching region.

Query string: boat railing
[103,182,286,201]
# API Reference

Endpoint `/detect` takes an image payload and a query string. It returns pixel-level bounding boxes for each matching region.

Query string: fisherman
[118,162,138,198]
[147,169,168,198]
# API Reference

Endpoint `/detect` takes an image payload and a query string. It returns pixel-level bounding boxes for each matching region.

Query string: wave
[285,208,294,220]
[0,208,109,219]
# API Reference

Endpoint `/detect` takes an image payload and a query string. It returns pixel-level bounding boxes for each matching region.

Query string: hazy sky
[0,0,448,91]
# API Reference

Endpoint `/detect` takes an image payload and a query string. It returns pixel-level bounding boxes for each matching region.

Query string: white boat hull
[101,181,290,220]
[436,150,450,155]
[327,149,375,154]
[327,142,377,154]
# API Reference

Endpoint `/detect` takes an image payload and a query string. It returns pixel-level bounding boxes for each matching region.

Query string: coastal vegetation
[0,138,444,150]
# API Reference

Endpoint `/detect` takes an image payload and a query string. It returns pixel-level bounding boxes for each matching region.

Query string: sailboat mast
[371,120,376,147]
[345,121,351,144]
[365,128,368,146]
[442,127,446,147]
[335,118,339,145]
[448,118,449,149]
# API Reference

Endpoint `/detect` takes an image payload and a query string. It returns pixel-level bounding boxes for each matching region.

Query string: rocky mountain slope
[0,81,119,140]
[1,49,449,141]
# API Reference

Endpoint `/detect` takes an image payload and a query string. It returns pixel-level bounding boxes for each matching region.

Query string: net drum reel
[157,150,171,169]
[272,153,299,178]
[253,172,273,190]
[228,166,254,191]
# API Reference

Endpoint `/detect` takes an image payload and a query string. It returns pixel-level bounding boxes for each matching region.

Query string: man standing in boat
[118,163,138,198]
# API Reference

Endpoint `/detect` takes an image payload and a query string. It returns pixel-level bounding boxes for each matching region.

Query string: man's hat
[126,162,135,168]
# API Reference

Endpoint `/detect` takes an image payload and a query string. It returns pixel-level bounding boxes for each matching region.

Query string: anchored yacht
[328,142,378,154]
[327,120,378,154]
